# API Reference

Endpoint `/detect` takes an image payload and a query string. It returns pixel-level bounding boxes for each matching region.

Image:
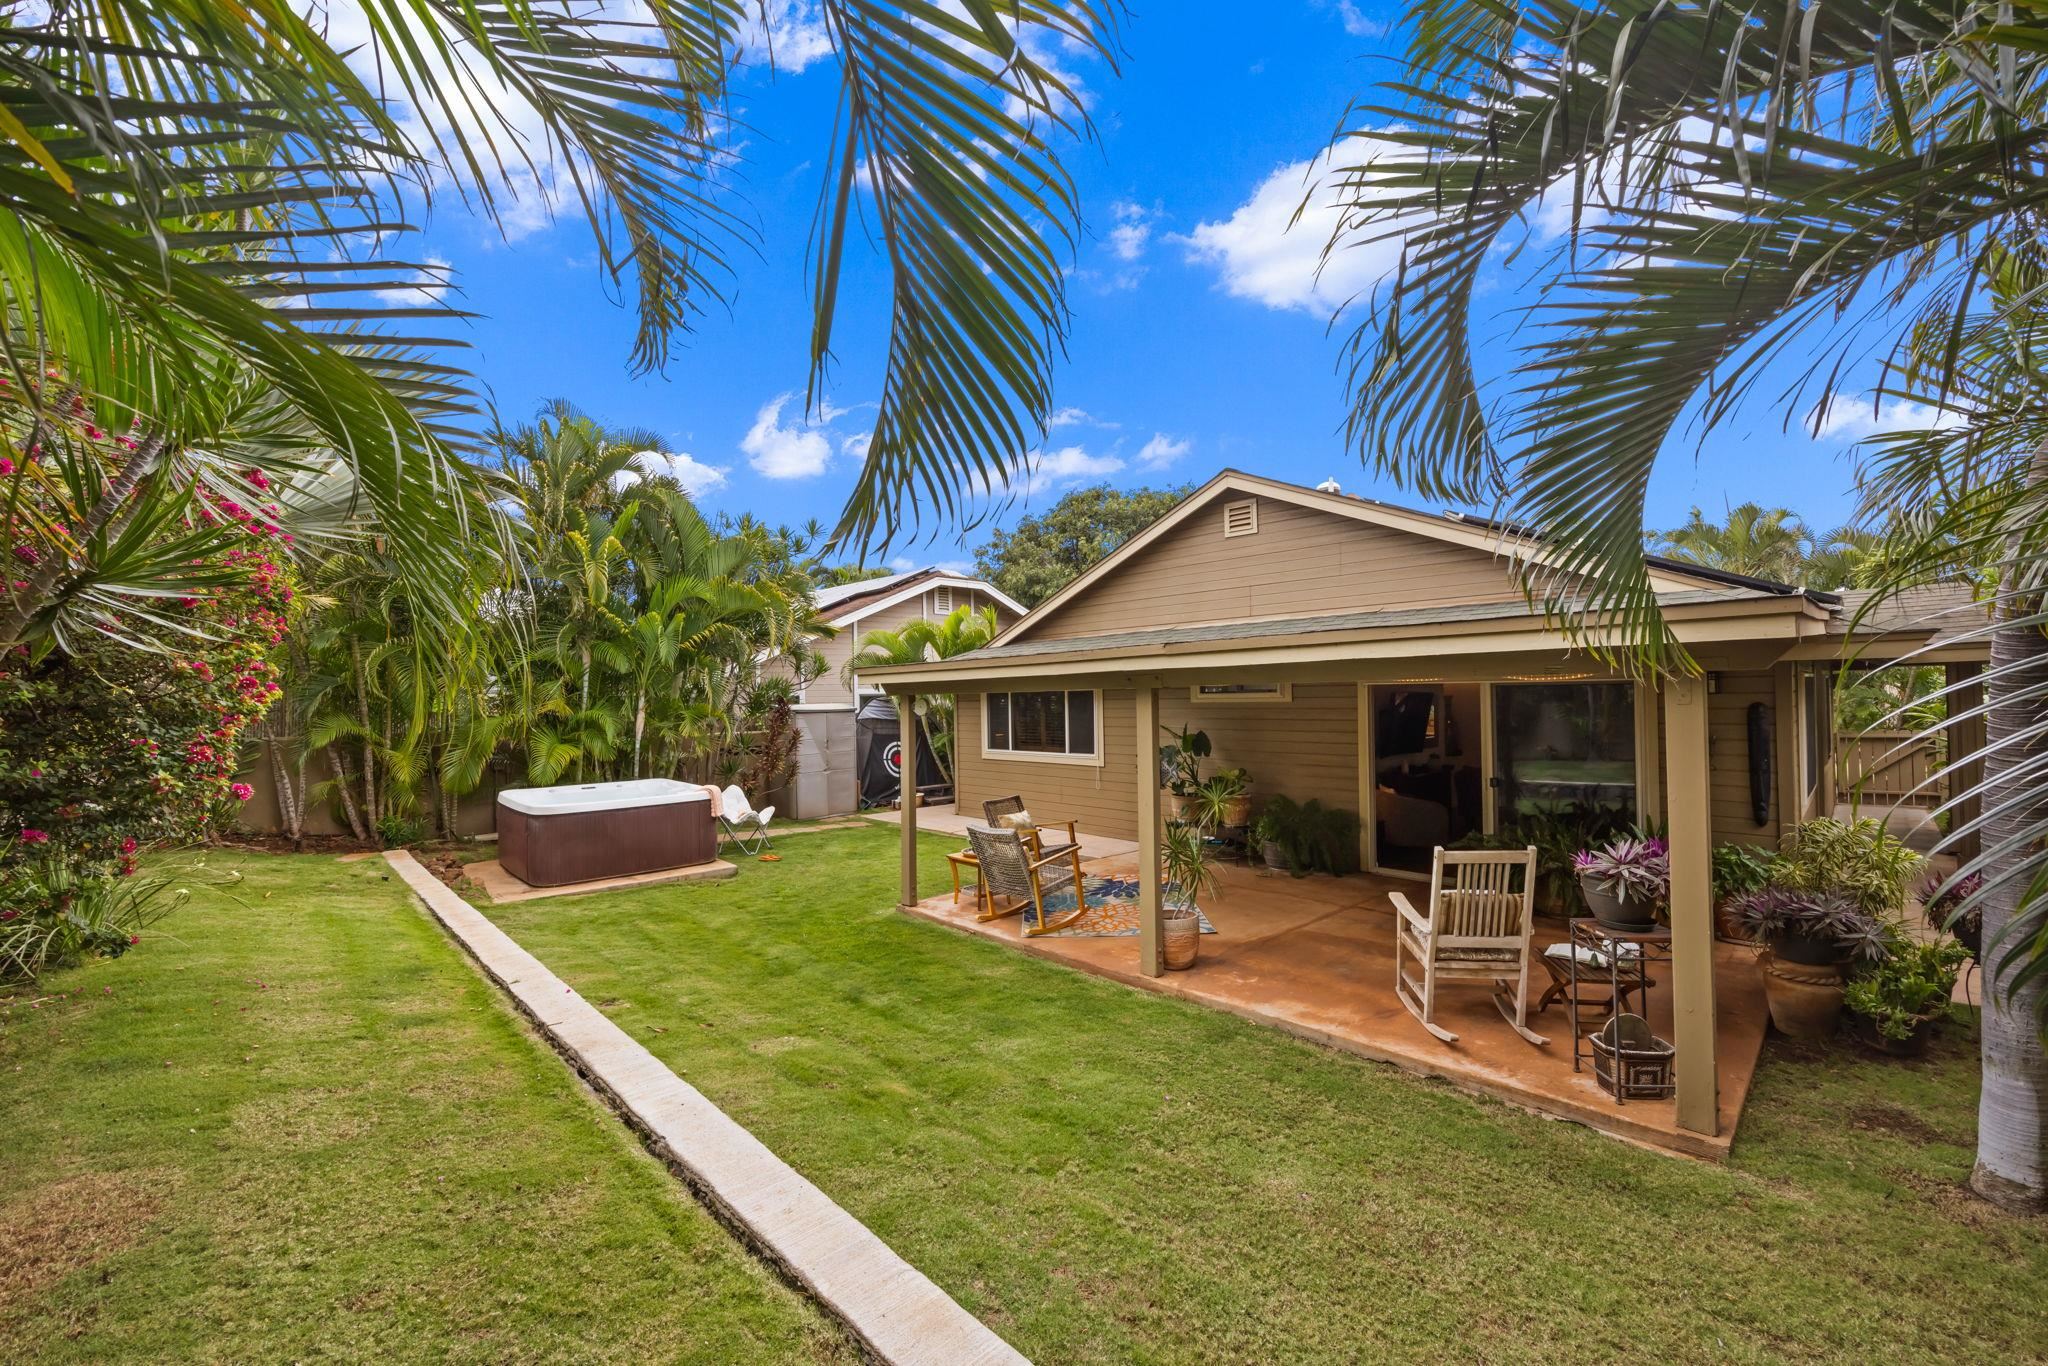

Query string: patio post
[1664,675,1719,1136]
[1136,683,1163,977]
[894,688,918,910]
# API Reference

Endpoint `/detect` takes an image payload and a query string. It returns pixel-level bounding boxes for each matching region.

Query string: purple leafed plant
[1573,836,1670,905]
[1728,886,1889,962]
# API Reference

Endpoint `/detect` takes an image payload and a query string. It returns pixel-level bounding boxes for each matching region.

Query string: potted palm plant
[1572,836,1669,932]
[1160,820,1218,970]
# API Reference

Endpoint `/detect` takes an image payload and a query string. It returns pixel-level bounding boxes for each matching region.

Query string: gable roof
[997,470,1793,646]
[814,567,1025,627]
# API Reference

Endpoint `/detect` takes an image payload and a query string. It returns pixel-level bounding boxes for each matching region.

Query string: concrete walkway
[864,802,1140,859]
[383,850,1027,1366]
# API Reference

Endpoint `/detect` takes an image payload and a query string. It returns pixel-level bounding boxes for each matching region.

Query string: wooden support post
[896,690,918,910]
[1136,684,1163,978]
[1664,676,1719,1137]
[1948,662,1985,864]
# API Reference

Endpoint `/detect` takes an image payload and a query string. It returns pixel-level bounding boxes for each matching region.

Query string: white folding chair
[719,784,775,854]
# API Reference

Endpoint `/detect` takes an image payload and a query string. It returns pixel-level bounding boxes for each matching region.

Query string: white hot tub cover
[497,778,713,817]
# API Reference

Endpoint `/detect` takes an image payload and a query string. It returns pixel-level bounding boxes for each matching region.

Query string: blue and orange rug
[1021,876,1220,938]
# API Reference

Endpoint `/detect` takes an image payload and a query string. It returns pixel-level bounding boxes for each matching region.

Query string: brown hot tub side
[496,781,716,887]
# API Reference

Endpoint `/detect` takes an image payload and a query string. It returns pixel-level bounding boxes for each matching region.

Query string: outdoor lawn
[489,826,2048,1364]
[0,853,847,1363]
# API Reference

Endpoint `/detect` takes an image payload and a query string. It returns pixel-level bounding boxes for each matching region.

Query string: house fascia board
[997,470,1736,646]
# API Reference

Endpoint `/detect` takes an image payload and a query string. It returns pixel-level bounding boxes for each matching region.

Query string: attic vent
[1222,499,1259,538]
[931,585,953,613]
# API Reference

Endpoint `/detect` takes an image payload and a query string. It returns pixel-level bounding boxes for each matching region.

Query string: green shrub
[1257,796,1360,877]
[1711,842,1776,904]
[1845,938,1970,1041]
[1773,817,1924,918]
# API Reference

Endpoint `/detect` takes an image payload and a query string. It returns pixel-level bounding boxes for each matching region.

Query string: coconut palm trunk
[1974,575,2048,1212]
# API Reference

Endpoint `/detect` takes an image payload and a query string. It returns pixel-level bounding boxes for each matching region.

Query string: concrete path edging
[383,850,1027,1366]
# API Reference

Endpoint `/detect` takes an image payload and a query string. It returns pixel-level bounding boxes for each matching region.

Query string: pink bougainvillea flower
[0,910,17,922]
[0,456,13,476]
[19,829,49,844]
[230,782,254,801]
[120,837,137,855]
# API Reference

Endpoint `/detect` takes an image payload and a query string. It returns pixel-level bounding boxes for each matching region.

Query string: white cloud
[1180,136,1420,314]
[1314,1,1388,37]
[1014,443,1125,497]
[740,0,835,74]
[1136,433,1192,470]
[1108,201,1151,261]
[1049,406,1118,430]
[616,449,730,499]
[371,255,454,308]
[841,431,874,459]
[1807,396,1965,442]
[742,393,836,480]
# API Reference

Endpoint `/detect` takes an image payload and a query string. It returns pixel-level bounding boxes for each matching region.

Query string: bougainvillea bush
[1,383,295,979]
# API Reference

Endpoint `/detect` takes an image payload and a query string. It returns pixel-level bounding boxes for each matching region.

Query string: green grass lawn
[483,825,2048,1364]
[0,852,847,1363]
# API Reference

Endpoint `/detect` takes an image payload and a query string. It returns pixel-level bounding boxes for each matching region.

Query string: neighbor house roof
[813,567,1026,626]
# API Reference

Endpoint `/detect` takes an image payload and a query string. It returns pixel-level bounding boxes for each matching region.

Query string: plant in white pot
[1572,836,1669,932]
[1160,820,1218,971]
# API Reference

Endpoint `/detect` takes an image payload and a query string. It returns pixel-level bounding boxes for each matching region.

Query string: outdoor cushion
[1543,940,1644,971]
[997,810,1036,832]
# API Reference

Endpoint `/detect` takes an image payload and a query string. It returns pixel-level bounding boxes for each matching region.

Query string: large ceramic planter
[1259,841,1289,873]
[1578,875,1659,933]
[1772,929,1841,967]
[1761,952,1845,1038]
[1163,904,1202,970]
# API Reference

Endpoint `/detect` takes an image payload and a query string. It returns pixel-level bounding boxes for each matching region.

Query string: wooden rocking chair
[1390,846,1547,1046]
[965,824,1089,936]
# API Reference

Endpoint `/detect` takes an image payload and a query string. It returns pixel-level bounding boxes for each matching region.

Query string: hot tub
[496,779,716,887]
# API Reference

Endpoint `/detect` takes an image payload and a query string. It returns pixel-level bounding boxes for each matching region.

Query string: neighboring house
[777,568,1024,818]
[861,470,1989,1142]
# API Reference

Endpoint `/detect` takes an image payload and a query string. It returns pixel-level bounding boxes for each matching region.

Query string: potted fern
[1160,820,1217,970]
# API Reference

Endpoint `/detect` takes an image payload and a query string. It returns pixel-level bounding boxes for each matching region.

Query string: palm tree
[1650,505,1814,584]
[0,3,1120,654]
[1311,0,2048,1209]
[845,605,1002,788]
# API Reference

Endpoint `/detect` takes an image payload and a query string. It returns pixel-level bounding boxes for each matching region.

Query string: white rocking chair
[1390,846,1547,1047]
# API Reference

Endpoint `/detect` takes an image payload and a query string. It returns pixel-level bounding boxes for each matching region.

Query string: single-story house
[775,567,1023,818]
[863,470,1989,1141]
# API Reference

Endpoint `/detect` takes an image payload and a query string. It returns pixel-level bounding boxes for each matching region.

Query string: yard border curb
[383,850,1027,1366]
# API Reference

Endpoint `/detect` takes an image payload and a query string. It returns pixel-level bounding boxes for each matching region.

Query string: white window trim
[1189,682,1292,705]
[981,688,1105,768]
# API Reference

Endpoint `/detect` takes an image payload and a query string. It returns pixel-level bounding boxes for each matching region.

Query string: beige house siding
[1025,495,1544,641]
[1705,669,1782,849]
[1160,683,1360,814]
[955,689,1140,838]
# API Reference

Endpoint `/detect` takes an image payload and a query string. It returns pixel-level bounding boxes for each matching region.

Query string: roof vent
[1315,476,1342,494]
[932,584,953,613]
[1222,498,1259,538]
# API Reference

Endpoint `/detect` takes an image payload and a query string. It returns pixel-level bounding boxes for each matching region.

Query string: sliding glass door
[1491,682,1639,832]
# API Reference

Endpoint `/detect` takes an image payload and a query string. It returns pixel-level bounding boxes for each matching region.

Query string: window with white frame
[984,689,1099,763]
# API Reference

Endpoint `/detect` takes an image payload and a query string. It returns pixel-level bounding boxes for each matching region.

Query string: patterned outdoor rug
[1021,875,1219,938]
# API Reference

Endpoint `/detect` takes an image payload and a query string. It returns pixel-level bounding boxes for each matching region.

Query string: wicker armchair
[965,825,1089,937]
[982,795,1079,858]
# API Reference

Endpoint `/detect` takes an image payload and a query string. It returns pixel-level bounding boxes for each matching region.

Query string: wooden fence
[1835,729,1946,808]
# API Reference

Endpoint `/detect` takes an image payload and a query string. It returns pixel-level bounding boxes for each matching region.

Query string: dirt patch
[1847,1102,1956,1146]
[0,1172,167,1309]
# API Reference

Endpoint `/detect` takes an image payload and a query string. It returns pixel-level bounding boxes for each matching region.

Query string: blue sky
[398,2,1918,570]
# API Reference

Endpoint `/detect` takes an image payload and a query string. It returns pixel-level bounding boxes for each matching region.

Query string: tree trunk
[288,749,308,851]
[914,697,953,789]
[268,737,301,846]
[1973,598,2048,1213]
[328,745,369,843]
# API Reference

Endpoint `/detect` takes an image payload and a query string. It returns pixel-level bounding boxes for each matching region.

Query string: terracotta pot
[1222,795,1252,828]
[1163,905,1201,970]
[1761,952,1844,1039]
[1714,898,1748,945]
[1163,790,1192,824]
[1579,876,1658,933]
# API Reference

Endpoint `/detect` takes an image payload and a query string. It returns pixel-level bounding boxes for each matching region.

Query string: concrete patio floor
[904,856,1770,1161]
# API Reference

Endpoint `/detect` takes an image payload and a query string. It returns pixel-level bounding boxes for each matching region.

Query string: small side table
[946,850,987,917]
[1565,918,1672,1099]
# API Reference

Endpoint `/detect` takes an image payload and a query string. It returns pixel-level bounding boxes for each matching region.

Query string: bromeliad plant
[1572,837,1671,907]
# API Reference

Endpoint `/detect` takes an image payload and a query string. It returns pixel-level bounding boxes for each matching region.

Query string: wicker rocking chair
[965,824,1089,936]
[981,795,1080,859]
